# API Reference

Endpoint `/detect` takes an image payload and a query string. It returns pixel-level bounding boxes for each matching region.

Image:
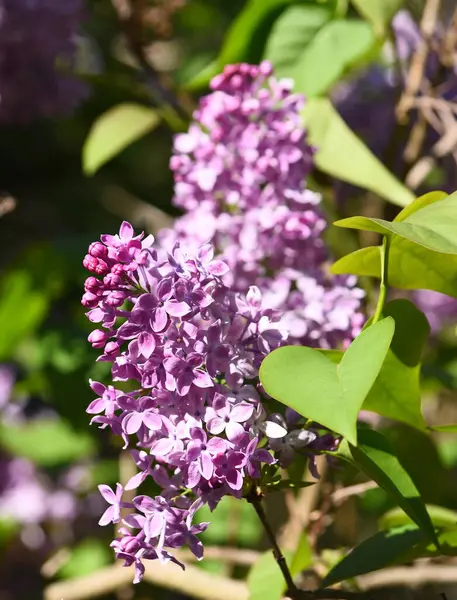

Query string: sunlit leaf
[351,0,406,36]
[0,418,95,466]
[331,241,457,298]
[322,525,425,586]
[263,4,333,79]
[334,192,457,254]
[274,18,375,97]
[302,99,415,207]
[248,550,293,600]
[83,104,160,175]
[338,429,436,541]
[260,318,394,445]
[380,505,457,531]
[57,539,112,578]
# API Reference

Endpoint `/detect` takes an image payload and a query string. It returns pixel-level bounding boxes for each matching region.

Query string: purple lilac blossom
[412,289,457,334]
[160,61,365,349]
[82,221,338,581]
[0,0,87,123]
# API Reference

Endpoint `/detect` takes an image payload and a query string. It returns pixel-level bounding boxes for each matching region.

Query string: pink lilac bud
[161,61,364,349]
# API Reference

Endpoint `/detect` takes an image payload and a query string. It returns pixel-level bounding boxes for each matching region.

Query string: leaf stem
[248,486,297,594]
[372,235,390,325]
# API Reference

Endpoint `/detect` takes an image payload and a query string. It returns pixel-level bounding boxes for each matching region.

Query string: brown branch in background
[396,0,441,122]
[44,561,249,600]
[280,456,327,552]
[111,0,191,123]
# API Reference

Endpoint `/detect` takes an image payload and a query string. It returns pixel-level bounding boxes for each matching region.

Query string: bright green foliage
[363,300,428,429]
[259,318,394,445]
[217,0,298,67]
[302,99,415,207]
[338,429,436,541]
[248,550,294,600]
[331,240,457,297]
[380,505,457,531]
[334,192,457,254]
[429,424,457,433]
[83,104,160,175]
[263,4,332,78]
[266,10,375,96]
[318,300,428,429]
[0,418,95,467]
[199,496,262,547]
[57,539,112,578]
[350,0,406,35]
[321,525,425,586]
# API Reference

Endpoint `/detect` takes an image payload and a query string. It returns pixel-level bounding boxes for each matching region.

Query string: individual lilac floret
[161,61,364,348]
[83,221,335,580]
[0,0,88,123]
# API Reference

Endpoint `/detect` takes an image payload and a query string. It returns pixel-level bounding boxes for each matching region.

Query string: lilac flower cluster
[83,222,336,581]
[0,0,87,123]
[160,61,364,348]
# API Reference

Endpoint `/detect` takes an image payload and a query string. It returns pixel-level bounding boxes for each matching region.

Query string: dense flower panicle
[83,222,338,579]
[0,0,87,122]
[161,61,364,348]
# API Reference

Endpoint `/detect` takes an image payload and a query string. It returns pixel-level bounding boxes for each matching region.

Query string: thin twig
[248,486,297,594]
[396,0,441,121]
[329,481,378,505]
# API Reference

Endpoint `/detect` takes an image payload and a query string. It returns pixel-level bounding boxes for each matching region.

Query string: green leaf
[57,539,112,579]
[285,19,375,97]
[334,192,457,254]
[331,239,457,298]
[380,505,457,531]
[0,419,95,467]
[263,4,333,79]
[319,301,428,430]
[394,190,448,222]
[83,104,160,175]
[321,525,425,586]
[338,428,436,541]
[290,533,313,576]
[302,99,415,207]
[218,0,296,67]
[351,0,405,36]
[199,496,261,547]
[429,424,457,433]
[248,550,293,600]
[260,318,395,445]
[0,271,49,360]
[363,299,428,429]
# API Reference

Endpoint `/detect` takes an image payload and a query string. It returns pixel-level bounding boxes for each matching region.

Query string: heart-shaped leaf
[259,318,395,445]
[321,525,425,587]
[337,428,437,542]
[318,301,428,430]
[334,192,457,254]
